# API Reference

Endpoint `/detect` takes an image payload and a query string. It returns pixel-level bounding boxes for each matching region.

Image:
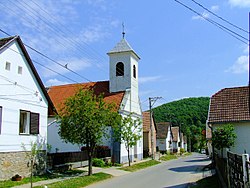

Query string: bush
[180,148,185,155]
[92,158,105,167]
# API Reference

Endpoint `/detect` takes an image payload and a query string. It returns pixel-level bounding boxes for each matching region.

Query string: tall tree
[58,89,121,175]
[113,113,142,166]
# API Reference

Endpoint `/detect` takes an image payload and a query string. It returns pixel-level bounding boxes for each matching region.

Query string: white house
[0,36,54,180]
[171,126,180,153]
[156,122,172,153]
[207,86,250,157]
[47,36,143,164]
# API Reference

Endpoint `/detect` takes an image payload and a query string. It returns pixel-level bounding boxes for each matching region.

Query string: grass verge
[159,154,177,161]
[190,175,220,188]
[120,160,160,172]
[34,172,112,188]
[0,169,85,188]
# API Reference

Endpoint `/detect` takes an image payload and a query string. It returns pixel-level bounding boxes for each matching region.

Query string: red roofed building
[207,86,250,157]
[47,37,143,164]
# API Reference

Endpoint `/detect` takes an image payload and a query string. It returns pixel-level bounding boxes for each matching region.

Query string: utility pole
[149,97,162,160]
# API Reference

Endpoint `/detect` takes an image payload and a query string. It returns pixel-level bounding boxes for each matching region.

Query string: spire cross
[122,22,125,39]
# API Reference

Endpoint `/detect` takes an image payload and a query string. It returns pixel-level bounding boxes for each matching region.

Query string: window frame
[133,65,136,78]
[18,66,23,74]
[19,110,40,135]
[116,62,124,76]
[5,62,11,71]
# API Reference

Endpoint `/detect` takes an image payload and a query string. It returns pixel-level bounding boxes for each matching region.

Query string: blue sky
[0,0,249,111]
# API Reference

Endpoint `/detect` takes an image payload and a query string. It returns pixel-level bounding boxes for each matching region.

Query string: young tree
[58,89,121,175]
[113,113,142,166]
[212,124,237,157]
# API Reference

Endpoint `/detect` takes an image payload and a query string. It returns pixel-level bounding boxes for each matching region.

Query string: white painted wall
[0,40,48,152]
[156,126,172,152]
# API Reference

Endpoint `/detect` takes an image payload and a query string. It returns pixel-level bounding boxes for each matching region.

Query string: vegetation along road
[86,153,210,188]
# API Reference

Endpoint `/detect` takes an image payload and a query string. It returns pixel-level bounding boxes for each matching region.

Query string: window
[18,66,23,74]
[0,106,2,134]
[133,65,136,78]
[19,110,39,135]
[5,62,11,71]
[116,62,124,76]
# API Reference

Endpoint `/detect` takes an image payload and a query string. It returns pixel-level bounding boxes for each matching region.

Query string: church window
[133,65,136,78]
[116,62,124,76]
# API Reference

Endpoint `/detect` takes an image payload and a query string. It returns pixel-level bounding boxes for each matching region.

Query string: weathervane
[122,22,125,39]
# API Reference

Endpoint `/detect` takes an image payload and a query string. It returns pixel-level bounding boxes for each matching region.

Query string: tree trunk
[88,151,93,176]
[31,159,33,188]
[128,148,131,166]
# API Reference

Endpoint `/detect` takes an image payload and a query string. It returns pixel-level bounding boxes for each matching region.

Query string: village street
[86,153,211,188]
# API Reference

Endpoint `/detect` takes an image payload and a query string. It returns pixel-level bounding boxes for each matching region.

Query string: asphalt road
[86,153,211,188]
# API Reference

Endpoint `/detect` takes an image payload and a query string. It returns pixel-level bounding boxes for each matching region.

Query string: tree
[212,124,237,156]
[58,89,121,175]
[22,141,43,188]
[113,113,142,166]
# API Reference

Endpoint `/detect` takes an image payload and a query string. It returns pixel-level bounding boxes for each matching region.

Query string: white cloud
[226,55,249,74]
[228,0,250,8]
[192,5,219,20]
[45,79,69,87]
[42,58,92,78]
[211,5,219,11]
[139,76,162,84]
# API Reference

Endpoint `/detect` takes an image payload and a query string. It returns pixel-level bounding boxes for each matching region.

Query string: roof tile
[156,122,171,139]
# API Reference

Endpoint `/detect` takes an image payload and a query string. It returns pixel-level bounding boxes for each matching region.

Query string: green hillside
[152,97,210,151]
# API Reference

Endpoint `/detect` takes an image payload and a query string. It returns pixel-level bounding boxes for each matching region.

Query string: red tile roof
[156,122,171,139]
[171,126,179,142]
[208,86,250,123]
[47,81,125,114]
[142,112,157,132]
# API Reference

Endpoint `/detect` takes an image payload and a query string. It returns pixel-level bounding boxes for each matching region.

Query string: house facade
[156,122,172,153]
[207,86,250,157]
[171,126,180,153]
[47,37,143,164]
[0,36,53,180]
[142,111,157,157]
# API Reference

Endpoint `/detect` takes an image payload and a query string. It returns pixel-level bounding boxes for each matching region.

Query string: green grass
[34,172,112,188]
[190,175,221,188]
[159,154,177,161]
[0,169,86,188]
[120,160,160,172]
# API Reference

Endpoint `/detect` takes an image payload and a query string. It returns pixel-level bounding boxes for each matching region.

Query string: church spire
[122,22,125,39]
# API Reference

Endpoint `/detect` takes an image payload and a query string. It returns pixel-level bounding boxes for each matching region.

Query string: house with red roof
[142,111,157,157]
[171,126,181,153]
[156,122,172,153]
[47,37,143,164]
[0,36,54,180]
[207,86,250,157]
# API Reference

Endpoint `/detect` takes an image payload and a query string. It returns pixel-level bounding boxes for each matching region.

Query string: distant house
[207,86,250,157]
[0,36,54,180]
[183,135,188,152]
[156,122,172,153]
[47,37,143,164]
[171,126,180,153]
[142,111,157,157]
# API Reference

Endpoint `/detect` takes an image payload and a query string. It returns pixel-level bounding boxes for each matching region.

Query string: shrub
[180,148,185,155]
[92,158,105,167]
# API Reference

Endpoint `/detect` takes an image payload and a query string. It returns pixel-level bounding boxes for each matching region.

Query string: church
[47,36,143,163]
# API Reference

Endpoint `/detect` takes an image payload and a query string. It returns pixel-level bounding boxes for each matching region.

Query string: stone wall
[0,151,46,180]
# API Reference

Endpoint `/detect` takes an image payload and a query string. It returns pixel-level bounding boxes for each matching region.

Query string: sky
[0,0,249,111]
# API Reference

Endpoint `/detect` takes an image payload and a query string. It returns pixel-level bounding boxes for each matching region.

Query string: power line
[191,0,249,34]
[173,0,249,45]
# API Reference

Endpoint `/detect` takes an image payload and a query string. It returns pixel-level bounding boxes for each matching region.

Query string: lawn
[34,172,112,188]
[120,160,160,172]
[159,154,177,161]
[0,169,85,188]
[190,175,221,188]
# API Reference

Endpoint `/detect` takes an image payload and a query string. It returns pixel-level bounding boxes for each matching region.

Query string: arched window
[133,65,136,78]
[116,62,124,76]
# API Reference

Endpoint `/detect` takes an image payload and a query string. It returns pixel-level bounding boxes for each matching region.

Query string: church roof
[47,81,125,115]
[107,38,140,59]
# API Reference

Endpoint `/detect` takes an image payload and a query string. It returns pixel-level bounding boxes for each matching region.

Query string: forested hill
[152,97,210,129]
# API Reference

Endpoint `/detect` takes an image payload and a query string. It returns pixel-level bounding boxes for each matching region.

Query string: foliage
[152,97,210,151]
[120,160,160,172]
[159,154,177,161]
[212,124,237,151]
[180,148,185,155]
[58,89,121,175]
[33,172,112,188]
[92,158,105,167]
[112,113,142,166]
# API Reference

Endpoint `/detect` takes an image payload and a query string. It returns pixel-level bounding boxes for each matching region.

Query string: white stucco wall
[0,40,48,152]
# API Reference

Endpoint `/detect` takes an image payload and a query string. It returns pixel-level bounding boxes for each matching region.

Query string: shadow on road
[185,158,210,163]
[163,183,189,188]
[169,165,203,173]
